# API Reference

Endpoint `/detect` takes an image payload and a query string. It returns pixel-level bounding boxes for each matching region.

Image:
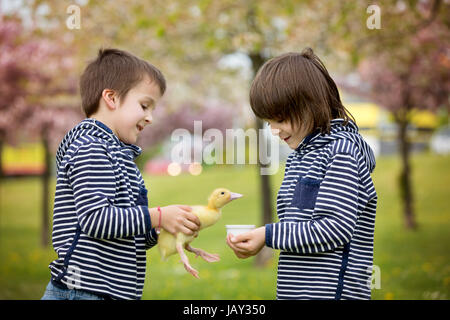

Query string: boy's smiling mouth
[283,136,291,142]
[136,124,144,132]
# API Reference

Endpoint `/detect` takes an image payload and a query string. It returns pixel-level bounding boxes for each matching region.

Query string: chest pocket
[136,185,148,206]
[291,177,321,210]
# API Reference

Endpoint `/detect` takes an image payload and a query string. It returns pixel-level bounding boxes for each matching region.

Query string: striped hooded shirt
[266,119,377,300]
[48,119,158,300]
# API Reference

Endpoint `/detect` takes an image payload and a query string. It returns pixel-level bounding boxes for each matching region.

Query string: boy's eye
[141,104,148,110]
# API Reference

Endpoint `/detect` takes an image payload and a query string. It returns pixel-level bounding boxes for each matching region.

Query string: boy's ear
[101,89,117,110]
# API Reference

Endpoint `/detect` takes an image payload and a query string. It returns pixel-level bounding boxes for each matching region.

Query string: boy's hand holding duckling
[149,205,201,237]
[158,188,242,278]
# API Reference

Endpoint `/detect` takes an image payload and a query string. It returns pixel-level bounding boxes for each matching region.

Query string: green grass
[0,153,449,300]
[369,154,450,300]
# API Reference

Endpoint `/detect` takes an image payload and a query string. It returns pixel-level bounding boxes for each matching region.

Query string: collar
[295,129,321,152]
[85,118,142,159]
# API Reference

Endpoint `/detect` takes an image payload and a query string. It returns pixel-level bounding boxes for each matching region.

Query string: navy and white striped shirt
[266,119,377,300]
[48,119,158,300]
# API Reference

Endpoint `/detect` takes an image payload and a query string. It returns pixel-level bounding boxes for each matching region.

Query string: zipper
[55,225,82,282]
[335,242,351,300]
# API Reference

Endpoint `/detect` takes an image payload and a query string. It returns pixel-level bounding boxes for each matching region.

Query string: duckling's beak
[229,192,243,201]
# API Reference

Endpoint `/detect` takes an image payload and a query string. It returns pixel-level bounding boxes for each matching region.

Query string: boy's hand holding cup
[226,225,266,259]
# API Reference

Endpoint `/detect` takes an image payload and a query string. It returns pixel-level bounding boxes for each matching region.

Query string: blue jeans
[41,280,106,300]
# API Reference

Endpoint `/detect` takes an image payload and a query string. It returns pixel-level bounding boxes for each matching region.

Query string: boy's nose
[145,116,152,124]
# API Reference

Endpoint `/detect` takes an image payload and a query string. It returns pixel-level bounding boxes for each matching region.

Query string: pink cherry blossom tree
[0,15,81,246]
[339,5,449,229]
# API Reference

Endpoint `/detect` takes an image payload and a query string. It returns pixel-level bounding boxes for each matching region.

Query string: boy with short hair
[41,48,200,300]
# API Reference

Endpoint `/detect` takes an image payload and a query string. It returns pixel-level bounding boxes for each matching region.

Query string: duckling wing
[191,205,221,229]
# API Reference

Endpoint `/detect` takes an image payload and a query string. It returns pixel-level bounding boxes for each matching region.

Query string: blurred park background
[0,0,449,300]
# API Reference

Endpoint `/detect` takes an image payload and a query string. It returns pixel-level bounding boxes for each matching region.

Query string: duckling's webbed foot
[185,244,220,263]
[176,242,199,278]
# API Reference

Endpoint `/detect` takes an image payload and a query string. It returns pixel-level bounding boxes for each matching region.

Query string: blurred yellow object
[410,110,439,129]
[345,102,438,129]
[384,292,394,300]
[345,102,380,128]
[1,142,45,175]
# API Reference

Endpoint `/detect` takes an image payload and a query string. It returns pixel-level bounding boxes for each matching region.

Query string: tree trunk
[41,129,51,247]
[250,52,274,266]
[396,113,417,230]
[255,117,275,266]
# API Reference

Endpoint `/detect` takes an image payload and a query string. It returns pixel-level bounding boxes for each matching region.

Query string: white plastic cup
[226,225,256,236]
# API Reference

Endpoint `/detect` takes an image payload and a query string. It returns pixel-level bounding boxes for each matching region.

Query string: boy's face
[112,77,162,144]
[266,117,312,150]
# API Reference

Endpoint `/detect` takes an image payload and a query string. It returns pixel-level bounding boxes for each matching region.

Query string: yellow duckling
[158,188,243,278]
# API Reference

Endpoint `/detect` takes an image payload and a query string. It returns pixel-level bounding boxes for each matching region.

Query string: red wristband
[156,206,162,234]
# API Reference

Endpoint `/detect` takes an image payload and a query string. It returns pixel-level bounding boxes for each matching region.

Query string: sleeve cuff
[142,206,152,234]
[147,227,158,241]
[265,223,273,248]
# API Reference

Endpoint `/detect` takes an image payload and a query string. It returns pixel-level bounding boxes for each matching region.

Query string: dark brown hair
[80,48,166,117]
[249,48,354,134]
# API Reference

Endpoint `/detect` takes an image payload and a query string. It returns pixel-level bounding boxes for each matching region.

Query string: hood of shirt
[295,119,376,173]
[55,118,142,169]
